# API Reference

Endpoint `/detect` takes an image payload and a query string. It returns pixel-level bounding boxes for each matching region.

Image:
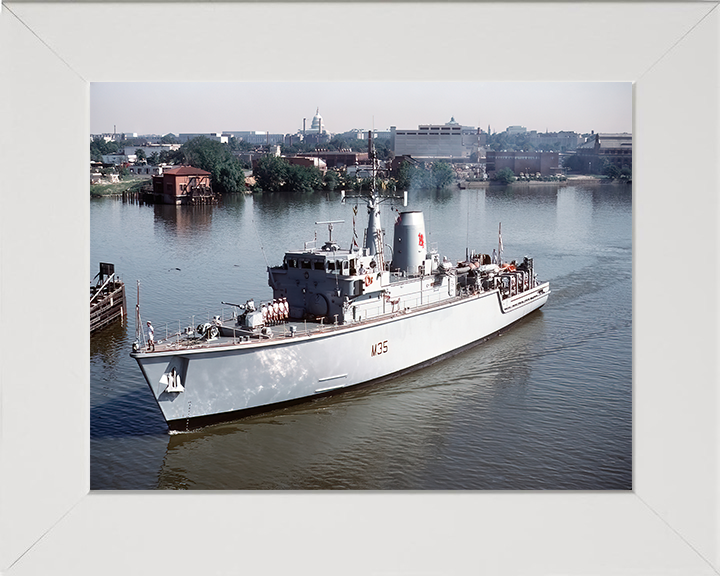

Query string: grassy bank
[91,177,150,197]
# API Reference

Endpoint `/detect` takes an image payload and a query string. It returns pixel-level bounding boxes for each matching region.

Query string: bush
[495,167,516,184]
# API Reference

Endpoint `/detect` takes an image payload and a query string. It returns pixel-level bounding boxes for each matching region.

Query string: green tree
[135,148,147,162]
[178,137,246,193]
[431,161,454,189]
[396,160,414,190]
[90,136,121,161]
[495,167,516,184]
[287,164,323,193]
[602,159,621,179]
[253,155,289,192]
[228,136,254,152]
[323,170,342,191]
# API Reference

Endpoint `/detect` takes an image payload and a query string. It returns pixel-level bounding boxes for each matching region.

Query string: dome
[310,107,325,132]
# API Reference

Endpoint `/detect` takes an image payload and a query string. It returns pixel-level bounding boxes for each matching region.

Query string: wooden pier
[91,263,127,333]
[122,185,219,205]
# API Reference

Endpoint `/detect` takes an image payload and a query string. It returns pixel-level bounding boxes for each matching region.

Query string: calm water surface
[91,183,632,490]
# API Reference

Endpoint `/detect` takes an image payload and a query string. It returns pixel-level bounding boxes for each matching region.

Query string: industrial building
[391,118,484,160]
[486,151,561,177]
[575,133,633,173]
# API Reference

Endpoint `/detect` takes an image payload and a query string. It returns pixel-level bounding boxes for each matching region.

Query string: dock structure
[149,166,219,205]
[91,263,126,333]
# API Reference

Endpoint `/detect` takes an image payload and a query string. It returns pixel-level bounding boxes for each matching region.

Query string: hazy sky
[91,82,632,136]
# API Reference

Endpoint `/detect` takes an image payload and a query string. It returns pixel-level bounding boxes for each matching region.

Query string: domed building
[310,108,325,134]
[301,107,330,145]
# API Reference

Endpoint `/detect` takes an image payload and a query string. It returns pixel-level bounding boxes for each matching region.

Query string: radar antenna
[315,220,344,244]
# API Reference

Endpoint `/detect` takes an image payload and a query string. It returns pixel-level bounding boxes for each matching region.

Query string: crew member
[147,320,155,351]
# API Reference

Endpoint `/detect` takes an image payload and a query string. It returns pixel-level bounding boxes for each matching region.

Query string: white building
[123,144,180,158]
[127,164,167,176]
[178,133,228,144]
[101,153,136,165]
[391,118,480,160]
[225,131,285,145]
[308,108,325,134]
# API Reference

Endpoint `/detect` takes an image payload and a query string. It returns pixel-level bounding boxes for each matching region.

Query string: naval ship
[131,143,550,432]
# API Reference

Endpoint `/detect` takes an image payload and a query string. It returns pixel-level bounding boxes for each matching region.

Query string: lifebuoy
[364,275,372,287]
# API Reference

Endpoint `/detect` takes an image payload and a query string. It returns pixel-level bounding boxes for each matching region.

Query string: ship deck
[134,280,548,358]
[137,292,478,355]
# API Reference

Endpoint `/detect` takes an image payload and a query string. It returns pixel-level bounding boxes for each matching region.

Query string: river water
[91,182,632,490]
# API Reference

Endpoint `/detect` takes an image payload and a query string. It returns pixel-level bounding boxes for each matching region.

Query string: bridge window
[313,260,325,271]
[301,260,311,269]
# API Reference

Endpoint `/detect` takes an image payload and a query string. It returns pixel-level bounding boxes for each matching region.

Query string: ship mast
[345,130,406,271]
[364,130,383,263]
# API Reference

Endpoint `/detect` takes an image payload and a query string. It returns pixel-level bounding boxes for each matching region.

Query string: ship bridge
[269,240,389,323]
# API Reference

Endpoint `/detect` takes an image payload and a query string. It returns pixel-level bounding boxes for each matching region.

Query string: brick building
[314,151,369,169]
[575,133,632,173]
[151,166,214,204]
[486,151,561,177]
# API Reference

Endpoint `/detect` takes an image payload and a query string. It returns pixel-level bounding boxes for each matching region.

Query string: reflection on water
[91,183,632,490]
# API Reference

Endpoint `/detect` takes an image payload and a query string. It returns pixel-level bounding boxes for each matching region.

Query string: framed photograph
[1,3,717,574]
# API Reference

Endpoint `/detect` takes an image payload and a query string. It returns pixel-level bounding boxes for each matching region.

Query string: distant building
[123,144,180,157]
[309,108,325,134]
[344,128,391,141]
[486,151,561,177]
[225,131,285,145]
[346,163,387,179]
[93,132,138,142]
[575,133,632,173]
[298,108,331,145]
[101,153,135,165]
[151,166,213,204]
[391,118,482,160]
[312,151,369,169]
[128,164,166,176]
[506,125,527,135]
[178,133,228,144]
[233,150,267,166]
[285,156,327,173]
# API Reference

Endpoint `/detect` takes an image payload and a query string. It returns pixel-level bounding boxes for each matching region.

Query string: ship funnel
[391,211,427,274]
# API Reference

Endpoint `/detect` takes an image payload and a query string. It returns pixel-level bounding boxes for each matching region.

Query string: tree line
[91,135,456,194]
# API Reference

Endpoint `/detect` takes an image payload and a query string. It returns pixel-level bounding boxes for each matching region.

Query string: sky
[90,82,632,137]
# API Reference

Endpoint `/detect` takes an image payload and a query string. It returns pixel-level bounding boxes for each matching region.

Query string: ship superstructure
[131,134,550,432]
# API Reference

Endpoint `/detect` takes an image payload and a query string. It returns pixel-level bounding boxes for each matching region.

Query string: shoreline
[90,177,150,197]
[460,176,628,189]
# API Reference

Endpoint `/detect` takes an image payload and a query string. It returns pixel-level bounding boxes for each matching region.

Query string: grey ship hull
[133,283,549,432]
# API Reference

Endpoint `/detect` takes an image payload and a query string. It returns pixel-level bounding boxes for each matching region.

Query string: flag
[498,222,504,265]
[352,205,359,248]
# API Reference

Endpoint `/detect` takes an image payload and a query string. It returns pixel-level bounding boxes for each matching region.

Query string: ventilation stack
[391,211,427,275]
